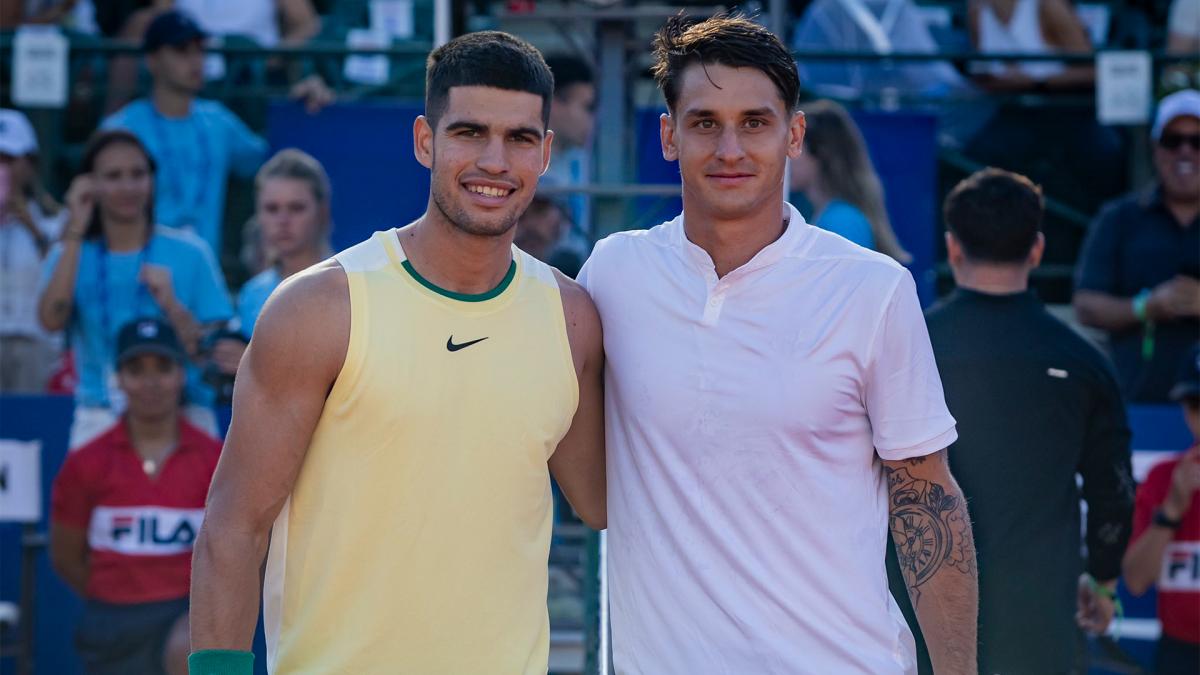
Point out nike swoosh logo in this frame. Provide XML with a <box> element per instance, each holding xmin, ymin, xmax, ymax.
<box><xmin>446</xmin><ymin>336</ymin><xmax>488</xmax><ymax>352</ymax></box>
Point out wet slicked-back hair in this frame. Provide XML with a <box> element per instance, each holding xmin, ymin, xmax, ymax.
<box><xmin>425</xmin><ymin>31</ymin><xmax>555</xmax><ymax>130</ymax></box>
<box><xmin>651</xmin><ymin>13</ymin><xmax>799</xmax><ymax>113</ymax></box>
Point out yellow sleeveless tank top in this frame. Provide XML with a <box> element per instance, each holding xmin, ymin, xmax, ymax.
<box><xmin>263</xmin><ymin>229</ymin><xmax>578</xmax><ymax>674</ymax></box>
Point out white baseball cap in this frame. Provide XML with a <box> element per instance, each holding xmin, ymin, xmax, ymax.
<box><xmin>0</xmin><ymin>109</ymin><xmax>38</xmax><ymax>157</ymax></box>
<box><xmin>1151</xmin><ymin>89</ymin><xmax>1200</xmax><ymax>140</ymax></box>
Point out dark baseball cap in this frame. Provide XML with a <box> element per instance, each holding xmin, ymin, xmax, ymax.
<box><xmin>143</xmin><ymin>10</ymin><xmax>208</xmax><ymax>53</ymax></box>
<box><xmin>115</xmin><ymin>318</ymin><xmax>186</xmax><ymax>367</ymax></box>
<box><xmin>1170</xmin><ymin>344</ymin><xmax>1200</xmax><ymax>402</ymax></box>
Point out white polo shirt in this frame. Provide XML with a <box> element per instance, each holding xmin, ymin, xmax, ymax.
<box><xmin>579</xmin><ymin>204</ymin><xmax>957</xmax><ymax>675</ymax></box>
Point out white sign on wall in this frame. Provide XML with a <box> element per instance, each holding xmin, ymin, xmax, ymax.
<box><xmin>0</xmin><ymin>439</ymin><xmax>42</xmax><ymax>523</ymax></box>
<box><xmin>11</xmin><ymin>26</ymin><xmax>69</xmax><ymax>108</ymax></box>
<box><xmin>1096</xmin><ymin>51</ymin><xmax>1152</xmax><ymax>126</ymax></box>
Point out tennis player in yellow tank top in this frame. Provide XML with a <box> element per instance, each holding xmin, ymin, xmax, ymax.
<box><xmin>188</xmin><ymin>32</ymin><xmax>606</xmax><ymax>675</ymax></box>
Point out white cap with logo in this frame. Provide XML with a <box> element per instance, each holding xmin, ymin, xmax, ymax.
<box><xmin>0</xmin><ymin>109</ymin><xmax>38</xmax><ymax>157</ymax></box>
<box><xmin>1152</xmin><ymin>89</ymin><xmax>1200</xmax><ymax>140</ymax></box>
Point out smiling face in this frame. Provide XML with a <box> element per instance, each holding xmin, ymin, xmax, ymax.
<box><xmin>1155</xmin><ymin>116</ymin><xmax>1200</xmax><ymax>204</ymax></box>
<box><xmin>414</xmin><ymin>85</ymin><xmax>553</xmax><ymax>238</ymax></box>
<box><xmin>661</xmin><ymin>63</ymin><xmax>804</xmax><ymax>224</ymax></box>
<box><xmin>93</xmin><ymin>141</ymin><xmax>153</xmax><ymax>224</ymax></box>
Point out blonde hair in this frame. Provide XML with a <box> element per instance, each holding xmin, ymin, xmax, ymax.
<box><xmin>254</xmin><ymin>148</ymin><xmax>334</xmax><ymax>260</ymax></box>
<box><xmin>801</xmin><ymin>100</ymin><xmax>912</xmax><ymax>264</ymax></box>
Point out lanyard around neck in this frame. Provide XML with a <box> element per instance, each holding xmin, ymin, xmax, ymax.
<box><xmin>96</xmin><ymin>234</ymin><xmax>152</xmax><ymax>345</ymax></box>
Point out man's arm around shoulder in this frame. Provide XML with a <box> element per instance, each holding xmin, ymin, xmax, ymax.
<box><xmin>189</xmin><ymin>262</ymin><xmax>349</xmax><ymax>672</ymax></box>
<box><xmin>548</xmin><ymin>271</ymin><xmax>606</xmax><ymax>530</ymax></box>
<box><xmin>883</xmin><ymin>449</ymin><xmax>978</xmax><ymax>674</ymax></box>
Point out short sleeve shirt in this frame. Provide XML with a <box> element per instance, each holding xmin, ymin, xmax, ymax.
<box><xmin>1075</xmin><ymin>187</ymin><xmax>1200</xmax><ymax>402</ymax></box>
<box><xmin>39</xmin><ymin>228</ymin><xmax>233</xmax><ymax>408</ymax></box>
<box><xmin>102</xmin><ymin>99</ymin><xmax>268</xmax><ymax>255</ymax></box>
<box><xmin>50</xmin><ymin>418</ymin><xmax>222</xmax><ymax>604</ymax></box>
<box><xmin>578</xmin><ymin>203</ymin><xmax>956</xmax><ymax>674</ymax></box>
<box><xmin>1130</xmin><ymin>452</ymin><xmax>1200</xmax><ymax>643</ymax></box>
<box><xmin>815</xmin><ymin>199</ymin><xmax>876</xmax><ymax>250</ymax></box>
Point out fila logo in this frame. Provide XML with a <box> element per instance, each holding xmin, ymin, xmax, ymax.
<box><xmin>1160</xmin><ymin>542</ymin><xmax>1200</xmax><ymax>591</ymax></box>
<box><xmin>89</xmin><ymin>506</ymin><xmax>204</xmax><ymax>556</ymax></box>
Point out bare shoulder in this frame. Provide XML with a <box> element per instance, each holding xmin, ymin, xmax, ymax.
<box><xmin>552</xmin><ymin>268</ymin><xmax>603</xmax><ymax>368</ymax></box>
<box><xmin>248</xmin><ymin>260</ymin><xmax>350</xmax><ymax>387</ymax></box>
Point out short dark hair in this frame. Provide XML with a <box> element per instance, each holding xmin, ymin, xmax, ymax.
<box><xmin>943</xmin><ymin>168</ymin><xmax>1043</xmax><ymax>263</ymax></box>
<box><xmin>651</xmin><ymin>13</ymin><xmax>799</xmax><ymax>113</ymax></box>
<box><xmin>424</xmin><ymin>31</ymin><xmax>554</xmax><ymax>130</ymax></box>
<box><xmin>545</xmin><ymin>54</ymin><xmax>594</xmax><ymax>98</ymax></box>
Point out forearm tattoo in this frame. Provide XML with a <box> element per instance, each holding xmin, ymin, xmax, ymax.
<box><xmin>885</xmin><ymin>457</ymin><xmax>976</xmax><ymax>605</ymax></box>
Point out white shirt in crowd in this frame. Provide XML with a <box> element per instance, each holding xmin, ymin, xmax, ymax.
<box><xmin>1</xmin><ymin>202</ymin><xmax>65</xmax><ymax>338</ymax></box>
<box><xmin>578</xmin><ymin>203</ymin><xmax>957</xmax><ymax>675</ymax></box>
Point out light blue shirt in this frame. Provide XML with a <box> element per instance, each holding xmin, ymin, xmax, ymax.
<box><xmin>102</xmin><ymin>98</ymin><xmax>268</xmax><ymax>256</ymax></box>
<box><xmin>235</xmin><ymin>267</ymin><xmax>282</xmax><ymax>338</ymax></box>
<box><xmin>39</xmin><ymin>228</ymin><xmax>233</xmax><ymax>408</ymax></box>
<box><xmin>815</xmin><ymin>199</ymin><xmax>876</xmax><ymax>251</ymax></box>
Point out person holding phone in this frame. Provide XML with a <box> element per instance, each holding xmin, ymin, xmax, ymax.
<box><xmin>37</xmin><ymin>129</ymin><xmax>233</xmax><ymax>449</ymax></box>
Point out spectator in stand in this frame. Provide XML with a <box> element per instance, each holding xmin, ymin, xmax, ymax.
<box><xmin>542</xmin><ymin>54</ymin><xmax>596</xmax><ymax>255</ymax></box>
<box><xmin>0</xmin><ymin>109</ymin><xmax>67</xmax><ymax>393</ymax></box>
<box><xmin>964</xmin><ymin>0</ymin><xmax>1125</xmax><ymax>213</ymax></box>
<box><xmin>233</xmin><ymin>148</ymin><xmax>332</xmax><ymax>339</ymax></box>
<box><xmin>1074</xmin><ymin>89</ymin><xmax>1200</xmax><ymax>403</ymax></box>
<box><xmin>1123</xmin><ymin>344</ymin><xmax>1200</xmax><ymax>675</ymax></box>
<box><xmin>102</xmin><ymin>10</ymin><xmax>331</xmax><ymax>261</ymax></box>
<box><xmin>927</xmin><ymin>168</ymin><xmax>1133</xmax><ymax>673</ymax></box>
<box><xmin>968</xmin><ymin>0</ymin><xmax>1095</xmax><ymax>91</ymax></box>
<box><xmin>791</xmin><ymin>0</ymin><xmax>971</xmax><ymax>100</ymax></box>
<box><xmin>515</xmin><ymin>195</ymin><xmax>583</xmax><ymax>278</ymax></box>
<box><xmin>105</xmin><ymin>1</ymin><xmax>329</xmax><ymax>113</ymax></box>
<box><xmin>37</xmin><ymin>130</ymin><xmax>233</xmax><ymax>449</ymax></box>
<box><xmin>1169</xmin><ymin>0</ymin><xmax>1200</xmax><ymax>56</ymax></box>
<box><xmin>788</xmin><ymin>99</ymin><xmax>912</xmax><ymax>263</ymax></box>
<box><xmin>1164</xmin><ymin>0</ymin><xmax>1200</xmax><ymax>91</ymax></box>
<box><xmin>49</xmin><ymin>317</ymin><xmax>221</xmax><ymax>675</ymax></box>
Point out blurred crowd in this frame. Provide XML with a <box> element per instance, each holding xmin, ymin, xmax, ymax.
<box><xmin>0</xmin><ymin>1</ymin><xmax>1198</xmax><ymax>672</ymax></box>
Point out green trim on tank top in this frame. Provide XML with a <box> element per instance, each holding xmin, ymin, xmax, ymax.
<box><xmin>400</xmin><ymin>258</ymin><xmax>517</xmax><ymax>302</ymax></box>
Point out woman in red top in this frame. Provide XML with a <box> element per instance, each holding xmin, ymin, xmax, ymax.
<box><xmin>50</xmin><ymin>317</ymin><xmax>221</xmax><ymax>675</ymax></box>
<box><xmin>1124</xmin><ymin>345</ymin><xmax>1200</xmax><ymax>675</ymax></box>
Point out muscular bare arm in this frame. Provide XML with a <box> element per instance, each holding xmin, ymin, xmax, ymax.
<box><xmin>883</xmin><ymin>450</ymin><xmax>978</xmax><ymax>674</ymax></box>
<box><xmin>190</xmin><ymin>261</ymin><xmax>348</xmax><ymax>651</ymax></box>
<box><xmin>547</xmin><ymin>272</ymin><xmax>606</xmax><ymax>530</ymax></box>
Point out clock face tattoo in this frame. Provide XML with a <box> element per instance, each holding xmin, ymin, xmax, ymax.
<box><xmin>884</xmin><ymin>462</ymin><xmax>975</xmax><ymax>604</ymax></box>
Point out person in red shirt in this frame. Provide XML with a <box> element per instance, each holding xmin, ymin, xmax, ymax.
<box><xmin>1124</xmin><ymin>343</ymin><xmax>1200</xmax><ymax>675</ymax></box>
<box><xmin>49</xmin><ymin>317</ymin><xmax>221</xmax><ymax>675</ymax></box>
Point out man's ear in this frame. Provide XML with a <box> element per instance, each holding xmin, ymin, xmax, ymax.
<box><xmin>541</xmin><ymin>129</ymin><xmax>555</xmax><ymax>176</ymax></box>
<box><xmin>945</xmin><ymin>231</ymin><xmax>966</xmax><ymax>268</ymax></box>
<box><xmin>1027</xmin><ymin>232</ymin><xmax>1046</xmax><ymax>270</ymax></box>
<box><xmin>660</xmin><ymin>112</ymin><xmax>678</xmax><ymax>162</ymax></box>
<box><xmin>413</xmin><ymin>115</ymin><xmax>434</xmax><ymax>170</ymax></box>
<box><xmin>787</xmin><ymin>110</ymin><xmax>806</xmax><ymax>160</ymax></box>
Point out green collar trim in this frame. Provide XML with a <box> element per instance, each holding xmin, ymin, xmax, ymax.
<box><xmin>400</xmin><ymin>258</ymin><xmax>517</xmax><ymax>302</ymax></box>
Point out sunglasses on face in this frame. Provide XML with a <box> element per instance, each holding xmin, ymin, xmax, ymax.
<box><xmin>1159</xmin><ymin>133</ymin><xmax>1200</xmax><ymax>151</ymax></box>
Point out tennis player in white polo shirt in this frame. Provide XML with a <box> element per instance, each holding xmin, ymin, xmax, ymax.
<box><xmin>578</xmin><ymin>14</ymin><xmax>979</xmax><ymax>674</ymax></box>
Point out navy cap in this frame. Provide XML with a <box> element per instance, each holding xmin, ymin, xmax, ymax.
<box><xmin>115</xmin><ymin>318</ymin><xmax>186</xmax><ymax>367</ymax></box>
<box><xmin>1170</xmin><ymin>344</ymin><xmax>1200</xmax><ymax>402</ymax></box>
<box><xmin>143</xmin><ymin>10</ymin><xmax>208</xmax><ymax>53</ymax></box>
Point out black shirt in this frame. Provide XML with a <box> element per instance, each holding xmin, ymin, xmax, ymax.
<box><xmin>1075</xmin><ymin>186</ymin><xmax>1200</xmax><ymax>402</ymax></box>
<box><xmin>926</xmin><ymin>288</ymin><xmax>1134</xmax><ymax>674</ymax></box>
